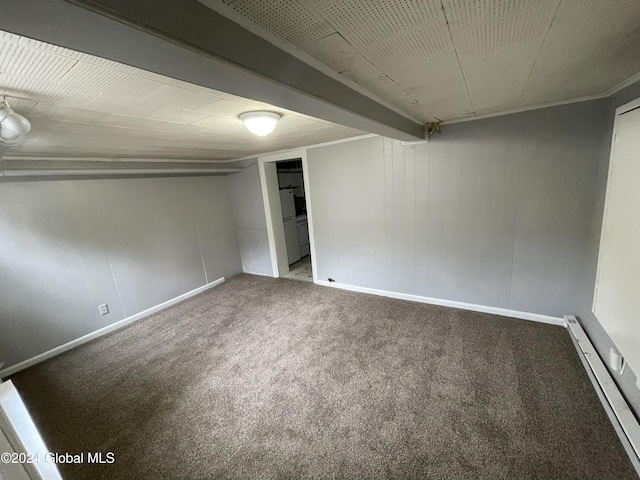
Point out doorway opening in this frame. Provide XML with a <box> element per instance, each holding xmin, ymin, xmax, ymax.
<box><xmin>258</xmin><ymin>149</ymin><xmax>317</xmax><ymax>284</ymax></box>
<box><xmin>276</xmin><ymin>159</ymin><xmax>312</xmax><ymax>282</ymax></box>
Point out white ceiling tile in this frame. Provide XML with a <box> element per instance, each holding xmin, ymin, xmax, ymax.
<box><xmin>0</xmin><ymin>74</ymin><xmax>100</xmax><ymax>107</ymax></box>
<box><xmin>0</xmin><ymin>40</ymin><xmax>78</xmax><ymax>82</ymax></box>
<box><xmin>318</xmin><ymin>0</ymin><xmax>444</xmax><ymax>49</ymax></box>
<box><xmin>518</xmin><ymin>0</ymin><xmax>640</xmax><ymax>107</ymax></box>
<box><xmin>60</xmin><ymin>62</ymin><xmax>165</xmax><ymax>98</ymax></box>
<box><xmin>459</xmin><ymin>43</ymin><xmax>542</xmax><ymax>113</ymax></box>
<box><xmin>388</xmin><ymin>50</ymin><xmax>463</xmax><ymax>90</ymax></box>
<box><xmin>228</xmin><ymin>0</ymin><xmax>335</xmax><ymax>46</ymax></box>
<box><xmin>83</xmin><ymin>93</ymin><xmax>164</xmax><ymax>118</ymax></box>
<box><xmin>442</xmin><ymin>0</ymin><xmax>547</xmax><ymax>26</ymax></box>
<box><xmin>2</xmin><ymin>96</ymin><xmax>38</xmax><ymax>115</ymax></box>
<box><xmin>97</xmin><ymin>115</ymin><xmax>204</xmax><ymax>133</ymax></box>
<box><xmin>192</xmin><ymin>114</ymin><xmax>246</xmax><ymax>131</ymax></box>
<box><xmin>197</xmin><ymin>99</ymin><xmax>252</xmax><ymax>117</ymax></box>
<box><xmin>210</xmin><ymin>90</ymin><xmax>255</xmax><ymax>104</ymax></box>
<box><xmin>358</xmin><ymin>76</ymin><xmax>409</xmax><ymax>100</ymax></box>
<box><xmin>408</xmin><ymin>78</ymin><xmax>474</xmax><ymax>120</ymax></box>
<box><xmin>339</xmin><ymin>63</ymin><xmax>384</xmax><ymax>84</ymax></box>
<box><xmin>0</xmin><ymin>31</ymin><xmax>20</xmax><ymax>43</ymax></box>
<box><xmin>304</xmin><ymin>33</ymin><xmax>369</xmax><ymax>73</ymax></box>
<box><xmin>145</xmin><ymin>107</ymin><xmax>213</xmax><ymax>125</ymax></box>
<box><xmin>214</xmin><ymin>0</ymin><xmax>640</xmax><ymax>123</ymax></box>
<box><xmin>141</xmin><ymin>85</ymin><xmax>223</xmax><ymax>110</ymax></box>
<box><xmin>359</xmin><ymin>23</ymin><xmax>453</xmax><ymax>74</ymax></box>
<box><xmin>390</xmin><ymin>96</ymin><xmax>437</xmax><ymax>123</ymax></box>
<box><xmin>447</xmin><ymin>3</ymin><xmax>557</xmax><ymax>57</ymax></box>
<box><xmin>20</xmin><ymin>36</ymin><xmax>119</xmax><ymax>65</ymax></box>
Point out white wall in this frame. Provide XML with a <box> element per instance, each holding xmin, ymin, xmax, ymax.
<box><xmin>227</xmin><ymin>161</ymin><xmax>273</xmax><ymax>276</ymax></box>
<box><xmin>306</xmin><ymin>100</ymin><xmax>608</xmax><ymax>318</ymax></box>
<box><xmin>0</xmin><ymin>175</ymin><xmax>242</xmax><ymax>368</ymax></box>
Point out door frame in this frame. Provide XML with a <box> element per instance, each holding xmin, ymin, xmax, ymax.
<box><xmin>258</xmin><ymin>149</ymin><xmax>318</xmax><ymax>283</ymax></box>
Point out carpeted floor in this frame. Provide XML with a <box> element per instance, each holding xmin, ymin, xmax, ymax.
<box><xmin>10</xmin><ymin>274</ymin><xmax>637</xmax><ymax>479</ymax></box>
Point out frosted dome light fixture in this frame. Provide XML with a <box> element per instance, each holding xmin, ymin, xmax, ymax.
<box><xmin>0</xmin><ymin>97</ymin><xmax>31</xmax><ymax>146</ymax></box>
<box><xmin>239</xmin><ymin>111</ymin><xmax>281</xmax><ymax>137</ymax></box>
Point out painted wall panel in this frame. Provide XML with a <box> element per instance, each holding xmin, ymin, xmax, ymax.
<box><xmin>307</xmin><ymin>100</ymin><xmax>607</xmax><ymax>320</ymax></box>
<box><xmin>227</xmin><ymin>161</ymin><xmax>273</xmax><ymax>277</ymax></box>
<box><xmin>0</xmin><ymin>175</ymin><xmax>242</xmax><ymax>368</ymax></box>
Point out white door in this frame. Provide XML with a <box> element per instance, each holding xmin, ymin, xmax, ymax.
<box><xmin>0</xmin><ymin>380</ymin><xmax>62</xmax><ymax>480</ymax></box>
<box><xmin>593</xmin><ymin>100</ymin><xmax>640</xmax><ymax>379</ymax></box>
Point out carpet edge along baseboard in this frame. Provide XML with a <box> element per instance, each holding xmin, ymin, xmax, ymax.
<box><xmin>0</xmin><ymin>277</ymin><xmax>226</xmax><ymax>378</ymax></box>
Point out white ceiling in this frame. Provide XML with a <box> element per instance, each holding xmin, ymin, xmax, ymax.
<box><xmin>0</xmin><ymin>29</ymin><xmax>364</xmax><ymax>160</ymax></box>
<box><xmin>208</xmin><ymin>0</ymin><xmax>640</xmax><ymax>122</ymax></box>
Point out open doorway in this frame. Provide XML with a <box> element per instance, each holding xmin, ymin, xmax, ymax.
<box><xmin>258</xmin><ymin>149</ymin><xmax>317</xmax><ymax>283</ymax></box>
<box><xmin>276</xmin><ymin>159</ymin><xmax>312</xmax><ymax>282</ymax></box>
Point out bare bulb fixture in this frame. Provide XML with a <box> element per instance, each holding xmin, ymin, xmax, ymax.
<box><xmin>0</xmin><ymin>97</ymin><xmax>31</xmax><ymax>146</ymax></box>
<box><xmin>239</xmin><ymin>111</ymin><xmax>281</xmax><ymax>138</ymax></box>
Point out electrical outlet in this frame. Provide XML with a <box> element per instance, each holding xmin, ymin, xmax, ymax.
<box><xmin>98</xmin><ymin>304</ymin><xmax>109</xmax><ymax>316</ymax></box>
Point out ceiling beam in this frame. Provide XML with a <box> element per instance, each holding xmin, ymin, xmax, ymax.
<box><xmin>0</xmin><ymin>0</ymin><xmax>425</xmax><ymax>141</ymax></box>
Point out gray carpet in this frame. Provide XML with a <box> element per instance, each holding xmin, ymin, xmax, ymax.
<box><xmin>10</xmin><ymin>274</ymin><xmax>637</xmax><ymax>479</ymax></box>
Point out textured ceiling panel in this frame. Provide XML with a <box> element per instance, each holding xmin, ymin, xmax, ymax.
<box><xmin>83</xmin><ymin>94</ymin><xmax>163</xmax><ymax>118</ymax></box>
<box><xmin>60</xmin><ymin>62</ymin><xmax>165</xmax><ymax>98</ymax></box>
<box><xmin>407</xmin><ymin>65</ymin><xmax>474</xmax><ymax>119</ymax></box>
<box><xmin>145</xmin><ymin>107</ymin><xmax>213</xmax><ymax>125</ymax></box>
<box><xmin>398</xmin><ymin>50</ymin><xmax>471</xmax><ymax>119</ymax></box>
<box><xmin>339</xmin><ymin>62</ymin><xmax>384</xmax><ymax>84</ymax></box>
<box><xmin>386</xmin><ymin>50</ymin><xmax>462</xmax><ymax>91</ymax></box>
<box><xmin>390</xmin><ymin>95</ymin><xmax>438</xmax><ymax>123</ymax></box>
<box><xmin>304</xmin><ymin>33</ymin><xmax>369</xmax><ymax>73</ymax></box>
<box><xmin>229</xmin><ymin>0</ymin><xmax>334</xmax><ymax>46</ymax></box>
<box><xmin>461</xmin><ymin>43</ymin><xmax>542</xmax><ymax>113</ymax></box>
<box><xmin>208</xmin><ymin>0</ymin><xmax>640</xmax><ymax>123</ymax></box>
<box><xmin>360</xmin><ymin>24</ymin><xmax>453</xmax><ymax>76</ymax></box>
<box><xmin>443</xmin><ymin>0</ymin><xmax>545</xmax><ymax>25</ymax></box>
<box><xmin>449</xmin><ymin>1</ymin><xmax>558</xmax><ymax>113</ymax></box>
<box><xmin>447</xmin><ymin>2</ymin><xmax>557</xmax><ymax>56</ymax></box>
<box><xmin>518</xmin><ymin>0</ymin><xmax>640</xmax><ymax>106</ymax></box>
<box><xmin>141</xmin><ymin>85</ymin><xmax>222</xmax><ymax>110</ymax></box>
<box><xmin>0</xmin><ymin>28</ymin><xmax>364</xmax><ymax>160</ymax></box>
<box><xmin>197</xmin><ymin>99</ymin><xmax>259</xmax><ymax>117</ymax></box>
<box><xmin>0</xmin><ymin>31</ymin><xmax>20</xmax><ymax>43</ymax></box>
<box><xmin>0</xmin><ymin>74</ymin><xmax>100</xmax><ymax>107</ymax></box>
<box><xmin>359</xmin><ymin>74</ymin><xmax>410</xmax><ymax>100</ymax></box>
<box><xmin>318</xmin><ymin>0</ymin><xmax>443</xmax><ymax>48</ymax></box>
<box><xmin>0</xmin><ymin>40</ymin><xmax>78</xmax><ymax>83</ymax></box>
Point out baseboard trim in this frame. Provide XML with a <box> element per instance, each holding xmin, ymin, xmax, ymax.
<box><xmin>0</xmin><ymin>277</ymin><xmax>225</xmax><ymax>379</ymax></box>
<box><xmin>241</xmin><ymin>268</ymin><xmax>273</xmax><ymax>277</ymax></box>
<box><xmin>565</xmin><ymin>315</ymin><xmax>640</xmax><ymax>476</ymax></box>
<box><xmin>316</xmin><ymin>280</ymin><xmax>565</xmax><ymax>327</ymax></box>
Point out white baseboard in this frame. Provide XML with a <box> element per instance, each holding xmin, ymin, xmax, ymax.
<box><xmin>316</xmin><ymin>280</ymin><xmax>565</xmax><ymax>327</ymax></box>
<box><xmin>241</xmin><ymin>268</ymin><xmax>273</xmax><ymax>277</ymax></box>
<box><xmin>565</xmin><ymin>315</ymin><xmax>640</xmax><ymax>476</ymax></box>
<box><xmin>0</xmin><ymin>277</ymin><xmax>225</xmax><ymax>379</ymax></box>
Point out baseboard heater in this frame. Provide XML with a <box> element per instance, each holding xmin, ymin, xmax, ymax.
<box><xmin>565</xmin><ymin>315</ymin><xmax>640</xmax><ymax>475</ymax></box>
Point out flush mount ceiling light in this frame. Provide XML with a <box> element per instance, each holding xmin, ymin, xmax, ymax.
<box><xmin>0</xmin><ymin>97</ymin><xmax>31</xmax><ymax>146</ymax></box>
<box><xmin>239</xmin><ymin>111</ymin><xmax>281</xmax><ymax>138</ymax></box>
